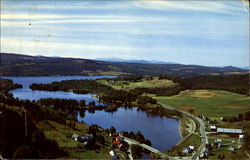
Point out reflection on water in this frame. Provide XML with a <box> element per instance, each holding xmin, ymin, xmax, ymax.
<box><xmin>78</xmin><ymin>107</ymin><xmax>181</xmax><ymax>151</ymax></box>
<box><xmin>4</xmin><ymin>76</ymin><xmax>181</xmax><ymax>151</ymax></box>
<box><xmin>4</xmin><ymin>76</ymin><xmax>113</xmax><ymax>103</ymax></box>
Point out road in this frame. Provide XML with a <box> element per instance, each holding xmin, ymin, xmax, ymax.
<box><xmin>120</xmin><ymin>135</ymin><xmax>177</xmax><ymax>160</ymax></box>
<box><xmin>127</xmin><ymin>146</ymin><xmax>133</xmax><ymax>160</ymax></box>
<box><xmin>174</xmin><ymin>116</ymin><xmax>196</xmax><ymax>147</ymax></box>
<box><xmin>157</xmin><ymin>102</ymin><xmax>208</xmax><ymax>160</ymax></box>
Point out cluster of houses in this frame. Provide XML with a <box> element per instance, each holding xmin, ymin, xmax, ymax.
<box><xmin>108</xmin><ymin>132</ymin><xmax>127</xmax><ymax>159</ymax></box>
<box><xmin>110</xmin><ymin>132</ymin><xmax>125</xmax><ymax>148</ymax></box>
<box><xmin>71</xmin><ymin>131</ymin><xmax>126</xmax><ymax>159</ymax></box>
<box><xmin>71</xmin><ymin>133</ymin><xmax>94</xmax><ymax>145</ymax></box>
<box><xmin>209</xmin><ymin>125</ymin><xmax>244</xmax><ymax>142</ymax></box>
<box><xmin>183</xmin><ymin>145</ymin><xmax>196</xmax><ymax>154</ymax></box>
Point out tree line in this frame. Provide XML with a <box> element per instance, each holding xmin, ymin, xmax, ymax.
<box><xmin>179</xmin><ymin>74</ymin><xmax>249</xmax><ymax>96</ymax></box>
<box><xmin>0</xmin><ymin>100</ymin><xmax>64</xmax><ymax>158</ymax></box>
<box><xmin>0</xmin><ymin>78</ymin><xmax>74</xmax><ymax>160</ymax></box>
<box><xmin>30</xmin><ymin>79</ymin><xmax>181</xmax><ymax>118</ymax></box>
<box><xmin>222</xmin><ymin>111</ymin><xmax>250</xmax><ymax>122</ymax></box>
<box><xmin>0</xmin><ymin>80</ymin><xmax>64</xmax><ymax>159</ymax></box>
<box><xmin>151</xmin><ymin>74</ymin><xmax>249</xmax><ymax>96</ymax></box>
<box><xmin>37</xmin><ymin>98</ymin><xmax>117</xmax><ymax>114</ymax></box>
<box><xmin>0</xmin><ymin>78</ymin><xmax>23</xmax><ymax>93</ymax></box>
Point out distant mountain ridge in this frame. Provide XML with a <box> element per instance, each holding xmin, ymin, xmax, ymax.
<box><xmin>0</xmin><ymin>53</ymin><xmax>248</xmax><ymax>77</ymax></box>
<box><xmin>94</xmin><ymin>58</ymin><xmax>176</xmax><ymax>64</ymax></box>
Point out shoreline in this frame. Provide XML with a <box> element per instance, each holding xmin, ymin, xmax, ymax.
<box><xmin>178</xmin><ymin>118</ymin><xmax>184</xmax><ymax>139</ymax></box>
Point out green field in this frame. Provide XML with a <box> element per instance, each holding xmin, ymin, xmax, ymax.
<box><xmin>207</xmin><ymin>134</ymin><xmax>247</xmax><ymax>160</ymax></box>
<box><xmin>37</xmin><ymin>120</ymin><xmax>112</xmax><ymax>159</ymax></box>
<box><xmin>167</xmin><ymin>134</ymin><xmax>201</xmax><ymax>156</ymax></box>
<box><xmin>98</xmin><ymin>77</ymin><xmax>176</xmax><ymax>91</ymax></box>
<box><xmin>151</xmin><ymin>90</ymin><xmax>250</xmax><ymax>118</ymax></box>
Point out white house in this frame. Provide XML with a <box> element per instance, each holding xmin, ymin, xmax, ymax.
<box><xmin>239</xmin><ymin>134</ymin><xmax>244</xmax><ymax>142</ymax></box>
<box><xmin>109</xmin><ymin>150</ymin><xmax>115</xmax><ymax>157</ymax></box>
<box><xmin>215</xmin><ymin>139</ymin><xmax>222</xmax><ymax>148</ymax></box>
<box><xmin>71</xmin><ymin>134</ymin><xmax>79</xmax><ymax>141</ymax></box>
<box><xmin>210</xmin><ymin>125</ymin><xmax>217</xmax><ymax>131</ymax></box>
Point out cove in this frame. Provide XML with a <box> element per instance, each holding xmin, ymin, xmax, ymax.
<box><xmin>4</xmin><ymin>76</ymin><xmax>181</xmax><ymax>151</ymax></box>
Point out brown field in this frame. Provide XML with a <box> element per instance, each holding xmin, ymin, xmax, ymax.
<box><xmin>191</xmin><ymin>90</ymin><xmax>215</xmax><ymax>98</ymax></box>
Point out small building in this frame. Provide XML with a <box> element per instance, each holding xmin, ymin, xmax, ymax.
<box><xmin>204</xmin><ymin>148</ymin><xmax>209</xmax><ymax>158</ymax></box>
<box><xmin>183</xmin><ymin>145</ymin><xmax>195</xmax><ymax>154</ymax></box>
<box><xmin>239</xmin><ymin>134</ymin><xmax>244</xmax><ymax>142</ymax></box>
<box><xmin>109</xmin><ymin>150</ymin><xmax>115</xmax><ymax>156</ymax></box>
<box><xmin>217</xmin><ymin>128</ymin><xmax>243</xmax><ymax>134</ymax></box>
<box><xmin>112</xmin><ymin>137</ymin><xmax>122</xmax><ymax>147</ymax></box>
<box><xmin>189</xmin><ymin>145</ymin><xmax>195</xmax><ymax>151</ymax></box>
<box><xmin>183</xmin><ymin>147</ymin><xmax>190</xmax><ymax>154</ymax></box>
<box><xmin>72</xmin><ymin>134</ymin><xmax>79</xmax><ymax>141</ymax></box>
<box><xmin>228</xmin><ymin>146</ymin><xmax>235</xmax><ymax>151</ymax></box>
<box><xmin>210</xmin><ymin>125</ymin><xmax>217</xmax><ymax>131</ymax></box>
<box><xmin>77</xmin><ymin>134</ymin><xmax>94</xmax><ymax>144</ymax></box>
<box><xmin>109</xmin><ymin>150</ymin><xmax>118</xmax><ymax>159</ymax></box>
<box><xmin>214</xmin><ymin>139</ymin><xmax>222</xmax><ymax>148</ymax></box>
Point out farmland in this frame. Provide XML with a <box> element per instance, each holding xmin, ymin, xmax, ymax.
<box><xmin>97</xmin><ymin>77</ymin><xmax>177</xmax><ymax>91</ymax></box>
<box><xmin>151</xmin><ymin>90</ymin><xmax>250</xmax><ymax>118</ymax></box>
<box><xmin>36</xmin><ymin>120</ymin><xmax>111</xmax><ymax>159</ymax></box>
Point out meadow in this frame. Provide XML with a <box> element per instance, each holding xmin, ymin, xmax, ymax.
<box><xmin>151</xmin><ymin>90</ymin><xmax>250</xmax><ymax>118</ymax></box>
<box><xmin>98</xmin><ymin>77</ymin><xmax>176</xmax><ymax>91</ymax></box>
<box><xmin>37</xmin><ymin>120</ymin><xmax>112</xmax><ymax>159</ymax></box>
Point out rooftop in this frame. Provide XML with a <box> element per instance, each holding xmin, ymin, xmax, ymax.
<box><xmin>217</xmin><ymin>128</ymin><xmax>243</xmax><ymax>134</ymax></box>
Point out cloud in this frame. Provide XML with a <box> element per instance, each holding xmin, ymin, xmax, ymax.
<box><xmin>1</xmin><ymin>37</ymin><xmax>134</xmax><ymax>57</ymax></box>
<box><xmin>1</xmin><ymin>12</ymin><xmax>164</xmax><ymax>25</ymax></box>
<box><xmin>134</xmin><ymin>0</ymin><xmax>245</xmax><ymax>15</ymax></box>
<box><xmin>1</xmin><ymin>0</ymin><xmax>248</xmax><ymax>67</ymax></box>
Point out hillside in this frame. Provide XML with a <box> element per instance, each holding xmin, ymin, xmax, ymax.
<box><xmin>0</xmin><ymin>53</ymin><xmax>247</xmax><ymax>77</ymax></box>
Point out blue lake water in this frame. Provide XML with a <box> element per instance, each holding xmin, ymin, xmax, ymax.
<box><xmin>3</xmin><ymin>76</ymin><xmax>181</xmax><ymax>151</ymax></box>
<box><xmin>79</xmin><ymin>107</ymin><xmax>181</xmax><ymax>151</ymax></box>
<box><xmin>3</xmin><ymin>76</ymin><xmax>113</xmax><ymax>103</ymax></box>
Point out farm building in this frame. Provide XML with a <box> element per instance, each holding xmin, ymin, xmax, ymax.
<box><xmin>239</xmin><ymin>134</ymin><xmax>244</xmax><ymax>142</ymax></box>
<box><xmin>210</xmin><ymin>125</ymin><xmax>217</xmax><ymax>131</ymax></box>
<box><xmin>77</xmin><ymin>134</ymin><xmax>94</xmax><ymax>143</ymax></box>
<box><xmin>72</xmin><ymin>133</ymin><xmax>94</xmax><ymax>145</ymax></box>
<box><xmin>227</xmin><ymin>146</ymin><xmax>239</xmax><ymax>151</ymax></box>
<box><xmin>72</xmin><ymin>134</ymin><xmax>79</xmax><ymax>141</ymax></box>
<box><xmin>217</xmin><ymin>128</ymin><xmax>243</xmax><ymax>134</ymax></box>
<box><xmin>109</xmin><ymin>150</ymin><xmax>118</xmax><ymax>159</ymax></box>
<box><xmin>183</xmin><ymin>145</ymin><xmax>195</xmax><ymax>154</ymax></box>
<box><xmin>214</xmin><ymin>139</ymin><xmax>222</xmax><ymax>148</ymax></box>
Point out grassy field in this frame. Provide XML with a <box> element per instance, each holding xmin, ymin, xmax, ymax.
<box><xmin>206</xmin><ymin>134</ymin><xmax>247</xmax><ymax>160</ymax></box>
<box><xmin>151</xmin><ymin>90</ymin><xmax>250</xmax><ymax>118</ymax></box>
<box><xmin>167</xmin><ymin>134</ymin><xmax>201</xmax><ymax>156</ymax></box>
<box><xmin>98</xmin><ymin>77</ymin><xmax>176</xmax><ymax>91</ymax></box>
<box><xmin>179</xmin><ymin>116</ymin><xmax>193</xmax><ymax>138</ymax></box>
<box><xmin>36</xmin><ymin>120</ymin><xmax>112</xmax><ymax>159</ymax></box>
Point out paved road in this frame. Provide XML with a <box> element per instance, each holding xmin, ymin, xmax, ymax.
<box><xmin>174</xmin><ymin>116</ymin><xmax>196</xmax><ymax>147</ymax></box>
<box><xmin>127</xmin><ymin>146</ymin><xmax>133</xmax><ymax>160</ymax></box>
<box><xmin>157</xmin><ymin>102</ymin><xmax>208</xmax><ymax>160</ymax></box>
<box><xmin>120</xmin><ymin>135</ymin><xmax>176</xmax><ymax>160</ymax></box>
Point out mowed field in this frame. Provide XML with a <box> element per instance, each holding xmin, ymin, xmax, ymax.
<box><xmin>98</xmin><ymin>77</ymin><xmax>177</xmax><ymax>91</ymax></box>
<box><xmin>151</xmin><ymin>90</ymin><xmax>250</xmax><ymax>118</ymax></box>
<box><xmin>36</xmin><ymin>120</ymin><xmax>112</xmax><ymax>159</ymax></box>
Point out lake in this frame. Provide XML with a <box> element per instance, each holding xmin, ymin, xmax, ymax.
<box><xmin>79</xmin><ymin>107</ymin><xmax>180</xmax><ymax>151</ymax></box>
<box><xmin>4</xmin><ymin>76</ymin><xmax>181</xmax><ymax>151</ymax></box>
<box><xmin>3</xmin><ymin>76</ymin><xmax>113</xmax><ymax>104</ymax></box>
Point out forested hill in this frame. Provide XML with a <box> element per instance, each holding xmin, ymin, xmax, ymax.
<box><xmin>0</xmin><ymin>53</ymin><xmax>248</xmax><ymax>77</ymax></box>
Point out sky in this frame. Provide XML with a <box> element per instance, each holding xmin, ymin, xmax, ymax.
<box><xmin>1</xmin><ymin>0</ymin><xmax>249</xmax><ymax>67</ymax></box>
